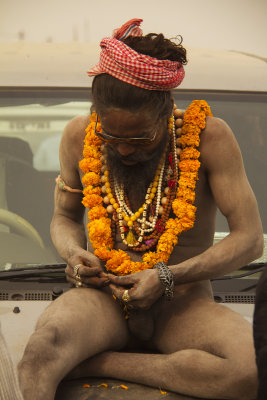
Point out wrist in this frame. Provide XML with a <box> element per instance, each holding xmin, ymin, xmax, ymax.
<box><xmin>153</xmin><ymin>262</ymin><xmax>174</xmax><ymax>300</ymax></box>
<box><xmin>66</xmin><ymin>244</ymin><xmax>86</xmax><ymax>265</ymax></box>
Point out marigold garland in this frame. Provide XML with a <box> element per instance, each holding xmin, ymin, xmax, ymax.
<box><xmin>79</xmin><ymin>100</ymin><xmax>212</xmax><ymax>275</ymax></box>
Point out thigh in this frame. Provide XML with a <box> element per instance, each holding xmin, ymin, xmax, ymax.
<box><xmin>152</xmin><ymin>282</ymin><xmax>255</xmax><ymax>361</ymax></box>
<box><xmin>36</xmin><ymin>287</ymin><xmax>129</xmax><ymax>356</ymax></box>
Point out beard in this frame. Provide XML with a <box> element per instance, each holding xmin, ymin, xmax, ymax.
<box><xmin>106</xmin><ymin>134</ymin><xmax>168</xmax><ymax>209</ymax></box>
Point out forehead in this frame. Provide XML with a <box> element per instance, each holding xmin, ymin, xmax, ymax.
<box><xmin>99</xmin><ymin>108</ymin><xmax>155</xmax><ymax>137</ymax></box>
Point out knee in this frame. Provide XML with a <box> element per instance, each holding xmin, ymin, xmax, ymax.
<box><xmin>228</xmin><ymin>363</ymin><xmax>258</xmax><ymax>400</ymax></box>
<box><xmin>19</xmin><ymin>324</ymin><xmax>62</xmax><ymax>369</ymax></box>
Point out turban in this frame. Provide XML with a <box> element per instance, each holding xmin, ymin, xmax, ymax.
<box><xmin>87</xmin><ymin>18</ymin><xmax>185</xmax><ymax>91</ymax></box>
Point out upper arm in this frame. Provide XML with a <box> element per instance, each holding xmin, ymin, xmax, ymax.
<box><xmin>53</xmin><ymin>116</ymin><xmax>89</xmax><ymax>223</ymax></box>
<box><xmin>201</xmin><ymin>117</ymin><xmax>262</xmax><ymax>235</ymax></box>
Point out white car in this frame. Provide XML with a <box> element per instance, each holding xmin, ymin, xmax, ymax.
<box><xmin>0</xmin><ymin>42</ymin><xmax>266</xmax><ymax>400</ymax></box>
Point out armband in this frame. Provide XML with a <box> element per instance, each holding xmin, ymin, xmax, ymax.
<box><xmin>55</xmin><ymin>175</ymin><xmax>83</xmax><ymax>194</ymax></box>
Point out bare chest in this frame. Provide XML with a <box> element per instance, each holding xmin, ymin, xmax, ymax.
<box><xmin>104</xmin><ymin>166</ymin><xmax>217</xmax><ymax>265</ymax></box>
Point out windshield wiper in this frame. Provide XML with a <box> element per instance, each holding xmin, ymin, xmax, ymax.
<box><xmin>0</xmin><ymin>263</ymin><xmax>66</xmax><ymax>280</ymax></box>
<box><xmin>1</xmin><ymin>262</ymin><xmax>266</xmax><ymax>281</ymax></box>
<box><xmin>212</xmin><ymin>262</ymin><xmax>267</xmax><ymax>281</ymax></box>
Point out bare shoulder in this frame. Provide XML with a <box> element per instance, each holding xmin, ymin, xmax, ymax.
<box><xmin>202</xmin><ymin>115</ymin><xmax>236</xmax><ymax>144</ymax></box>
<box><xmin>61</xmin><ymin>115</ymin><xmax>90</xmax><ymax>162</ymax></box>
<box><xmin>199</xmin><ymin>115</ymin><xmax>242</xmax><ymax>172</ymax></box>
<box><xmin>59</xmin><ymin>115</ymin><xmax>90</xmax><ymax>188</ymax></box>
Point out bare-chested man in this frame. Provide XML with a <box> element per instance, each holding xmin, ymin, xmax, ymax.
<box><xmin>18</xmin><ymin>19</ymin><xmax>263</xmax><ymax>400</ymax></box>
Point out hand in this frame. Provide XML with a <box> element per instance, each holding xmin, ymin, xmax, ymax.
<box><xmin>108</xmin><ymin>269</ymin><xmax>164</xmax><ymax>310</ymax></box>
<box><xmin>65</xmin><ymin>248</ymin><xmax>110</xmax><ymax>288</ymax></box>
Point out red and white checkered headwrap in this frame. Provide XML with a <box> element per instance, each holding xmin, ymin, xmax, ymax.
<box><xmin>87</xmin><ymin>18</ymin><xmax>185</xmax><ymax>91</ymax></box>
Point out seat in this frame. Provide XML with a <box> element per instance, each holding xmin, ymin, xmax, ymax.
<box><xmin>0</xmin><ymin>136</ymin><xmax>56</xmax><ymax>248</ymax></box>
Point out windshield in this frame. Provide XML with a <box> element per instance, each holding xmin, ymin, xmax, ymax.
<box><xmin>0</xmin><ymin>89</ymin><xmax>266</xmax><ymax>269</ymax></box>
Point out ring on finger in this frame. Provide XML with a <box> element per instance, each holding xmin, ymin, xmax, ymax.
<box><xmin>122</xmin><ymin>289</ymin><xmax>131</xmax><ymax>303</ymax></box>
<box><xmin>73</xmin><ymin>264</ymin><xmax>82</xmax><ymax>277</ymax></box>
<box><xmin>72</xmin><ymin>273</ymin><xmax>82</xmax><ymax>281</ymax></box>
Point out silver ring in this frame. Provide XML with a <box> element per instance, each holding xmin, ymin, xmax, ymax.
<box><xmin>73</xmin><ymin>264</ymin><xmax>82</xmax><ymax>277</ymax></box>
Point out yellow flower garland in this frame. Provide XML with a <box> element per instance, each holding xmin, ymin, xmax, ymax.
<box><xmin>79</xmin><ymin>100</ymin><xmax>213</xmax><ymax>275</ymax></box>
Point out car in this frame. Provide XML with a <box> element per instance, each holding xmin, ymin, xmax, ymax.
<box><xmin>0</xmin><ymin>42</ymin><xmax>267</xmax><ymax>400</ymax></box>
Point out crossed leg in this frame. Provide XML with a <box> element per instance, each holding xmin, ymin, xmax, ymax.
<box><xmin>18</xmin><ymin>288</ymin><xmax>129</xmax><ymax>400</ymax></box>
<box><xmin>70</xmin><ymin>283</ymin><xmax>258</xmax><ymax>400</ymax></box>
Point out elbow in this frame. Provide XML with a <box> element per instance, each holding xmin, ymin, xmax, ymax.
<box><xmin>257</xmin><ymin>235</ymin><xmax>264</xmax><ymax>259</ymax></box>
<box><xmin>50</xmin><ymin>214</ymin><xmax>57</xmax><ymax>233</ymax></box>
<box><xmin>251</xmin><ymin>230</ymin><xmax>264</xmax><ymax>261</ymax></box>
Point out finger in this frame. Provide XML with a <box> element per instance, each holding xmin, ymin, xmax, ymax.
<box><xmin>79</xmin><ymin>265</ymin><xmax>103</xmax><ymax>277</ymax></box>
<box><xmin>110</xmin><ymin>284</ymin><xmax>124</xmax><ymax>299</ymax></box>
<box><xmin>66</xmin><ymin>274</ymin><xmax>84</xmax><ymax>288</ymax></box>
<box><xmin>82</xmin><ymin>252</ymin><xmax>103</xmax><ymax>268</ymax></box>
<box><xmin>66</xmin><ymin>274</ymin><xmax>74</xmax><ymax>285</ymax></box>
<box><xmin>82</xmin><ymin>276</ymin><xmax>110</xmax><ymax>288</ymax></box>
<box><xmin>66</xmin><ymin>269</ymin><xmax>78</xmax><ymax>282</ymax></box>
<box><xmin>99</xmin><ymin>271</ymin><xmax>110</xmax><ymax>279</ymax></box>
<box><xmin>109</xmin><ymin>282</ymin><xmax>129</xmax><ymax>292</ymax></box>
<box><xmin>110</xmin><ymin>284</ymin><xmax>135</xmax><ymax>301</ymax></box>
<box><xmin>71</xmin><ymin>264</ymin><xmax>102</xmax><ymax>277</ymax></box>
<box><xmin>65</xmin><ymin>264</ymin><xmax>73</xmax><ymax>276</ymax></box>
<box><xmin>108</xmin><ymin>274</ymin><xmax>135</xmax><ymax>286</ymax></box>
<box><xmin>68</xmin><ymin>252</ymin><xmax>103</xmax><ymax>272</ymax></box>
<box><xmin>66</xmin><ymin>272</ymin><xmax>109</xmax><ymax>288</ymax></box>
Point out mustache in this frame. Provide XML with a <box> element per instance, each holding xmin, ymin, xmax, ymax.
<box><xmin>106</xmin><ymin>145</ymin><xmax>160</xmax><ymax>164</ymax></box>
<box><xmin>105</xmin><ymin>134</ymin><xmax>169</xmax><ymax>209</ymax></box>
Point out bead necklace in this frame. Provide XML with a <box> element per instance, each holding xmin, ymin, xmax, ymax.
<box><xmin>129</xmin><ymin>115</ymin><xmax>178</xmax><ymax>251</ymax></box>
<box><xmin>79</xmin><ymin>100</ymin><xmax>213</xmax><ymax>275</ymax></box>
<box><xmin>100</xmin><ymin>114</ymin><xmax>178</xmax><ymax>250</ymax></box>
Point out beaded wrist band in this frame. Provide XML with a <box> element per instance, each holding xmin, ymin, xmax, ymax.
<box><xmin>153</xmin><ymin>261</ymin><xmax>174</xmax><ymax>300</ymax></box>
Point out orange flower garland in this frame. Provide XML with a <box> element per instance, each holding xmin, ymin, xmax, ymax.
<box><xmin>79</xmin><ymin>100</ymin><xmax>212</xmax><ymax>275</ymax></box>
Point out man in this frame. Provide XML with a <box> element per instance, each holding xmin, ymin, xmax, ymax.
<box><xmin>18</xmin><ymin>19</ymin><xmax>263</xmax><ymax>400</ymax></box>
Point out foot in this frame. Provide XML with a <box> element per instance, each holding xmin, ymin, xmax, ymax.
<box><xmin>66</xmin><ymin>351</ymin><xmax>114</xmax><ymax>379</ymax></box>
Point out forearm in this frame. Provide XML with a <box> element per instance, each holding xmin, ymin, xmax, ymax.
<box><xmin>50</xmin><ymin>214</ymin><xmax>87</xmax><ymax>262</ymax></box>
<box><xmin>170</xmin><ymin>229</ymin><xmax>263</xmax><ymax>284</ymax></box>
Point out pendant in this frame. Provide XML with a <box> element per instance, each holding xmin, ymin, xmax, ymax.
<box><xmin>126</xmin><ymin>229</ymin><xmax>137</xmax><ymax>245</ymax></box>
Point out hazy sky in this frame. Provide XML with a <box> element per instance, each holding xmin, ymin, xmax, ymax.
<box><xmin>1</xmin><ymin>0</ymin><xmax>267</xmax><ymax>57</ymax></box>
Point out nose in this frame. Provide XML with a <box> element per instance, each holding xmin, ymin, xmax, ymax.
<box><xmin>115</xmin><ymin>142</ymin><xmax>136</xmax><ymax>157</ymax></box>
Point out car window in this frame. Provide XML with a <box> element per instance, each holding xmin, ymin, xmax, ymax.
<box><xmin>174</xmin><ymin>92</ymin><xmax>267</xmax><ymax>235</ymax></box>
<box><xmin>0</xmin><ymin>89</ymin><xmax>266</xmax><ymax>268</ymax></box>
<box><xmin>0</xmin><ymin>91</ymin><xmax>91</xmax><ymax>268</ymax></box>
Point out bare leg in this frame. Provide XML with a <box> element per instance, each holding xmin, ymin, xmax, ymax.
<box><xmin>18</xmin><ymin>288</ymin><xmax>129</xmax><ymax>400</ymax></box>
<box><xmin>69</xmin><ymin>348</ymin><xmax>255</xmax><ymax>399</ymax></box>
<box><xmin>69</xmin><ymin>285</ymin><xmax>258</xmax><ymax>400</ymax></box>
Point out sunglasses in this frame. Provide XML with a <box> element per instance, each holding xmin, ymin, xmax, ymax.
<box><xmin>94</xmin><ymin>115</ymin><xmax>157</xmax><ymax>145</ymax></box>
